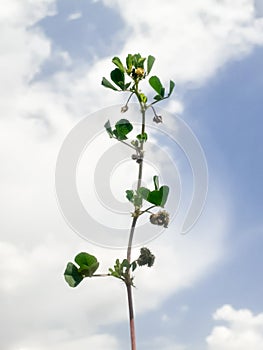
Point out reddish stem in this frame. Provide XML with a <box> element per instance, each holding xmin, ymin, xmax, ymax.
<box><xmin>125</xmin><ymin>104</ymin><xmax>146</xmax><ymax>350</ymax></box>
<box><xmin>126</xmin><ymin>283</ymin><xmax>137</xmax><ymax>350</ymax></box>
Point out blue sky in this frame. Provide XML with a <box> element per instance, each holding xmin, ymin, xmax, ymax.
<box><xmin>1</xmin><ymin>1</ymin><xmax>263</xmax><ymax>350</ymax></box>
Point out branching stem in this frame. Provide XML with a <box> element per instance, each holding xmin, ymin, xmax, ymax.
<box><xmin>140</xmin><ymin>205</ymin><xmax>157</xmax><ymax>215</ymax></box>
<box><xmin>119</xmin><ymin>139</ymin><xmax>137</xmax><ymax>151</ymax></box>
<box><xmin>147</xmin><ymin>95</ymin><xmax>169</xmax><ymax>109</ymax></box>
<box><xmin>92</xmin><ymin>273</ymin><xmax>110</xmax><ymax>277</ymax></box>
<box><xmin>125</xmin><ymin>99</ymin><xmax>146</xmax><ymax>350</ymax></box>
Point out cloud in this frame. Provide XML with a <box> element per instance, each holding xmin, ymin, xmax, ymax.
<box><xmin>10</xmin><ymin>332</ymin><xmax>120</xmax><ymax>350</ymax></box>
<box><xmin>99</xmin><ymin>0</ymin><xmax>263</xmax><ymax>84</ymax></box>
<box><xmin>206</xmin><ymin>305</ymin><xmax>263</xmax><ymax>350</ymax></box>
<box><xmin>0</xmin><ymin>0</ymin><xmax>56</xmax><ymax>26</ymax></box>
<box><xmin>141</xmin><ymin>336</ymin><xmax>186</xmax><ymax>350</ymax></box>
<box><xmin>67</xmin><ymin>12</ymin><xmax>82</xmax><ymax>21</ymax></box>
<box><xmin>0</xmin><ymin>0</ymin><xmax>55</xmax><ymax>121</ymax></box>
<box><xmin>1</xmin><ymin>0</ymin><xmax>263</xmax><ymax>349</ymax></box>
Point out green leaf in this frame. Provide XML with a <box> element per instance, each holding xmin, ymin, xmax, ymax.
<box><xmin>150</xmin><ymin>185</ymin><xmax>169</xmax><ymax>207</ymax></box>
<box><xmin>121</xmin><ymin>259</ymin><xmax>130</xmax><ymax>269</ymax></box>
<box><xmin>114</xmin><ymin>119</ymin><xmax>133</xmax><ymax>140</ymax></box>
<box><xmin>125</xmin><ymin>190</ymin><xmax>144</xmax><ymax>208</ymax></box>
<box><xmin>138</xmin><ymin>187</ymin><xmax>151</xmax><ymax>199</ymax></box>
<box><xmin>64</xmin><ymin>262</ymin><xmax>84</xmax><ymax>287</ymax></box>
<box><xmin>109</xmin><ymin>259</ymin><xmax>124</xmax><ymax>280</ymax></box>
<box><xmin>132</xmin><ymin>53</ymin><xmax>140</xmax><ymax>68</ymax></box>
<box><xmin>149</xmin><ymin>76</ymin><xmax>165</xmax><ymax>97</ymax></box>
<box><xmin>110</xmin><ymin>68</ymin><xmax>125</xmax><ymax>90</ymax></box>
<box><xmin>131</xmin><ymin>53</ymin><xmax>146</xmax><ymax>69</ymax></box>
<box><xmin>126</xmin><ymin>54</ymin><xmax>133</xmax><ymax>73</ymax></box>
<box><xmin>153</xmin><ymin>94</ymin><xmax>163</xmax><ymax>101</ymax></box>
<box><xmin>159</xmin><ymin>186</ymin><xmax>169</xmax><ymax>207</ymax></box>
<box><xmin>147</xmin><ymin>55</ymin><xmax>155</xmax><ymax>75</ymax></box>
<box><xmin>146</xmin><ymin>186</ymin><xmax>169</xmax><ymax>207</ymax></box>
<box><xmin>138</xmin><ymin>185</ymin><xmax>169</xmax><ymax>207</ymax></box>
<box><xmin>124</xmin><ymin>82</ymin><xmax>132</xmax><ymax>90</ymax></box>
<box><xmin>104</xmin><ymin>120</ymin><xmax>113</xmax><ymax>138</ymax></box>
<box><xmin>168</xmin><ymin>80</ymin><xmax>175</xmax><ymax>96</ymax></box>
<box><xmin>131</xmin><ymin>261</ymin><xmax>137</xmax><ymax>271</ymax></box>
<box><xmin>75</xmin><ymin>252</ymin><xmax>99</xmax><ymax>277</ymax></box>
<box><xmin>133</xmin><ymin>193</ymin><xmax>143</xmax><ymax>208</ymax></box>
<box><xmin>109</xmin><ymin>268</ymin><xmax>121</xmax><ymax>278</ymax></box>
<box><xmin>153</xmin><ymin>175</ymin><xmax>159</xmax><ymax>191</ymax></box>
<box><xmin>109</xmin><ymin>258</ymin><xmax>133</xmax><ymax>282</ymax></box>
<box><xmin>139</xmin><ymin>93</ymin><xmax>147</xmax><ymax>103</ymax></box>
<box><xmin>136</xmin><ymin>133</ymin><xmax>148</xmax><ymax>142</ymax></box>
<box><xmin>75</xmin><ymin>252</ymin><xmax>97</xmax><ymax>267</ymax></box>
<box><xmin>112</xmin><ymin>56</ymin><xmax>125</xmax><ymax>72</ymax></box>
<box><xmin>126</xmin><ymin>190</ymin><xmax>134</xmax><ymax>202</ymax></box>
<box><xmin>78</xmin><ymin>263</ymin><xmax>99</xmax><ymax>277</ymax></box>
<box><xmin>145</xmin><ymin>190</ymin><xmax>161</xmax><ymax>206</ymax></box>
<box><xmin>101</xmin><ymin>77</ymin><xmax>118</xmax><ymax>91</ymax></box>
<box><xmin>137</xmin><ymin>56</ymin><xmax>146</xmax><ymax>68</ymax></box>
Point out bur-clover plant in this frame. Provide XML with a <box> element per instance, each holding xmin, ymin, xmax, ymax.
<box><xmin>64</xmin><ymin>53</ymin><xmax>175</xmax><ymax>350</ymax></box>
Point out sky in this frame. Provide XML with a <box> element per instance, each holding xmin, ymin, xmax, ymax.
<box><xmin>0</xmin><ymin>0</ymin><xmax>263</xmax><ymax>349</ymax></box>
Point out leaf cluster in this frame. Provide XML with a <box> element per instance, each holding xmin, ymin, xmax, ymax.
<box><xmin>64</xmin><ymin>247</ymin><xmax>156</xmax><ymax>289</ymax></box>
<box><xmin>101</xmin><ymin>53</ymin><xmax>175</xmax><ymax>105</ymax></box>
<box><xmin>149</xmin><ymin>76</ymin><xmax>175</xmax><ymax>102</ymax></box>
<box><xmin>126</xmin><ymin>176</ymin><xmax>169</xmax><ymax>209</ymax></box>
<box><xmin>109</xmin><ymin>258</ymin><xmax>132</xmax><ymax>283</ymax></box>
<box><xmin>109</xmin><ymin>248</ymin><xmax>155</xmax><ymax>286</ymax></box>
<box><xmin>104</xmin><ymin>119</ymin><xmax>133</xmax><ymax>140</ymax></box>
<box><xmin>64</xmin><ymin>252</ymin><xmax>99</xmax><ymax>288</ymax></box>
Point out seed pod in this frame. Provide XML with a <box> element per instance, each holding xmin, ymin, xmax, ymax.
<box><xmin>121</xmin><ymin>105</ymin><xmax>128</xmax><ymax>113</ymax></box>
<box><xmin>137</xmin><ymin>247</ymin><xmax>155</xmax><ymax>267</ymax></box>
<box><xmin>150</xmin><ymin>210</ymin><xmax>169</xmax><ymax>228</ymax></box>
<box><xmin>153</xmin><ymin>115</ymin><xmax>163</xmax><ymax>123</ymax></box>
<box><xmin>131</xmin><ymin>154</ymin><xmax>138</xmax><ymax>160</ymax></box>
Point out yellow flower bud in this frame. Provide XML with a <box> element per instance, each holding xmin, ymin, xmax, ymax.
<box><xmin>135</xmin><ymin>67</ymin><xmax>144</xmax><ymax>77</ymax></box>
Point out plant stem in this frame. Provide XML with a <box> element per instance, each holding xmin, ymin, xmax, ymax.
<box><xmin>127</xmin><ymin>216</ymin><xmax>138</xmax><ymax>262</ymax></box>
<box><xmin>125</xmin><ymin>102</ymin><xmax>146</xmax><ymax>350</ymax></box>
<box><xmin>136</xmin><ymin>105</ymin><xmax>146</xmax><ymax>191</ymax></box>
<box><xmin>139</xmin><ymin>205</ymin><xmax>157</xmax><ymax>215</ymax></box>
<box><xmin>126</xmin><ymin>283</ymin><xmax>137</xmax><ymax>350</ymax></box>
<box><xmin>126</xmin><ymin>215</ymin><xmax>138</xmax><ymax>350</ymax></box>
<box><xmin>119</xmin><ymin>139</ymin><xmax>137</xmax><ymax>151</ymax></box>
<box><xmin>92</xmin><ymin>273</ymin><xmax>110</xmax><ymax>277</ymax></box>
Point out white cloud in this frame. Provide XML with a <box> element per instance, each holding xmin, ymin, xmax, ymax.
<box><xmin>207</xmin><ymin>305</ymin><xmax>263</xmax><ymax>350</ymax></box>
<box><xmin>0</xmin><ymin>0</ymin><xmax>56</xmax><ymax>26</ymax></box>
<box><xmin>141</xmin><ymin>336</ymin><xmax>186</xmax><ymax>350</ymax></box>
<box><xmin>0</xmin><ymin>1</ymin><xmax>55</xmax><ymax>121</ymax></box>
<box><xmin>10</xmin><ymin>333</ymin><xmax>119</xmax><ymax>350</ymax></box>
<box><xmin>67</xmin><ymin>12</ymin><xmax>82</xmax><ymax>21</ymax></box>
<box><xmin>1</xmin><ymin>0</ymin><xmax>263</xmax><ymax>349</ymax></box>
<box><xmin>99</xmin><ymin>0</ymin><xmax>263</xmax><ymax>84</ymax></box>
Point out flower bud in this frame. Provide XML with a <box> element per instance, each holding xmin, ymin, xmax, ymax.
<box><xmin>135</xmin><ymin>67</ymin><xmax>144</xmax><ymax>77</ymax></box>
